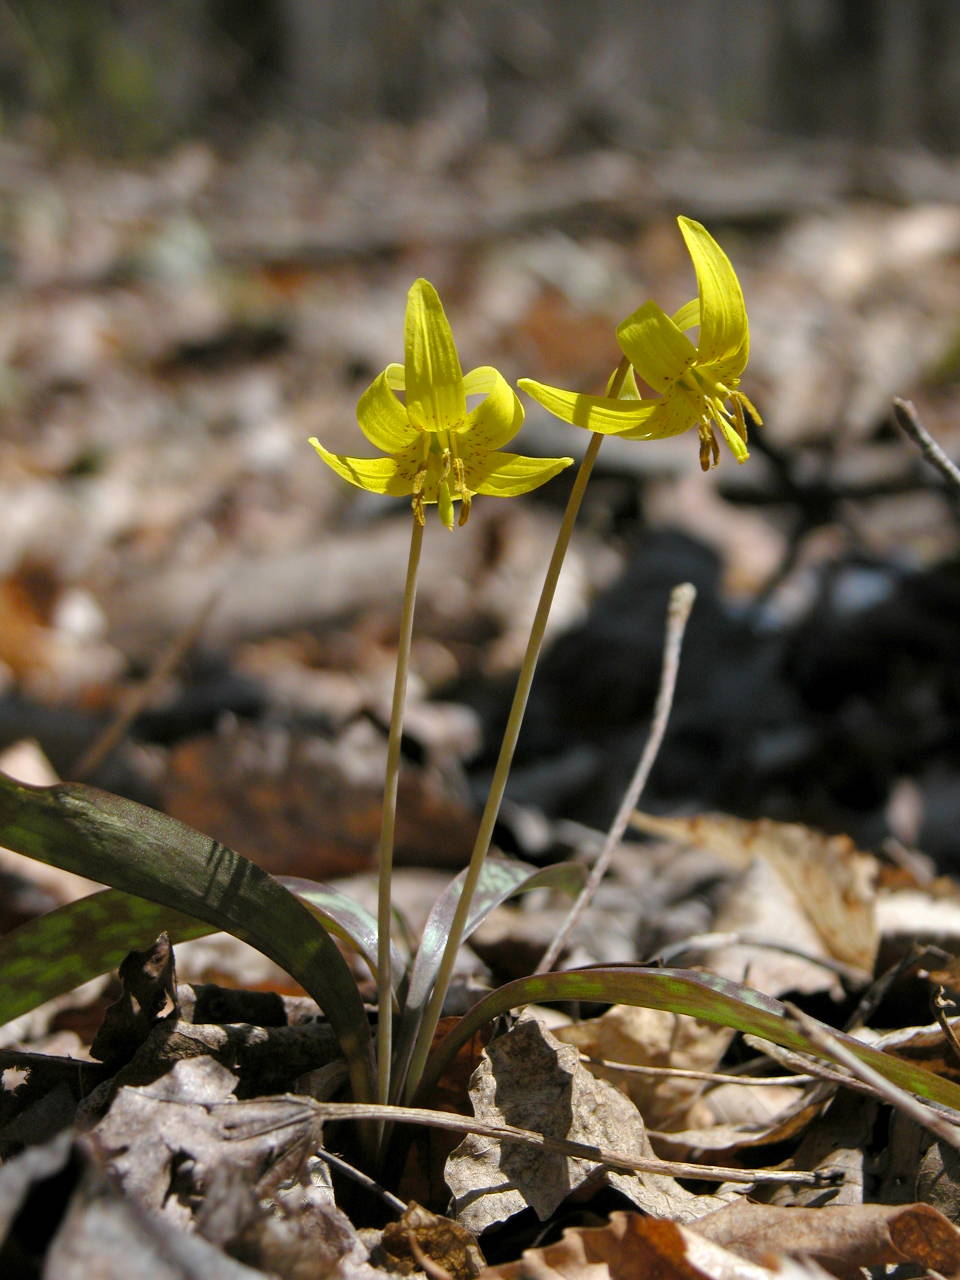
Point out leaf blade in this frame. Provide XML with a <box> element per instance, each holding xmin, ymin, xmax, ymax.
<box><xmin>420</xmin><ymin>966</ymin><xmax>960</xmax><ymax>1114</ymax></box>
<box><xmin>0</xmin><ymin>772</ymin><xmax>375</xmax><ymax>1099</ymax></box>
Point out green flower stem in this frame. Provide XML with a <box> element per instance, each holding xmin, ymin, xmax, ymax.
<box><xmin>403</xmin><ymin>359</ymin><xmax>632</xmax><ymax>1102</ymax></box>
<box><xmin>376</xmin><ymin>514</ymin><xmax>424</xmax><ymax>1105</ymax></box>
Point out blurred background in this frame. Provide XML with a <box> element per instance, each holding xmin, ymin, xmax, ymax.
<box><xmin>3</xmin><ymin>0</ymin><xmax>960</xmax><ymax>895</ymax></box>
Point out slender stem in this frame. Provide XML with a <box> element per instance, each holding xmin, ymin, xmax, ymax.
<box><xmin>403</xmin><ymin>359</ymin><xmax>632</xmax><ymax>1102</ymax></box>
<box><xmin>376</xmin><ymin>516</ymin><xmax>424</xmax><ymax>1105</ymax></box>
<box><xmin>536</xmin><ymin>580</ymin><xmax>696</xmax><ymax>974</ymax></box>
<box><xmin>892</xmin><ymin>396</ymin><xmax>960</xmax><ymax>496</ymax></box>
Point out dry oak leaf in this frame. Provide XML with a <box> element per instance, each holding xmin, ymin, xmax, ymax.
<box><xmin>379</xmin><ymin>1202</ymin><xmax>485</xmax><ymax>1279</ymax></box>
<box><xmin>631</xmin><ymin>812</ymin><xmax>878</xmax><ymax>977</ymax></box>
<box><xmin>477</xmin><ymin>1211</ymin><xmax>833</xmax><ymax>1280</ymax></box>
<box><xmin>695</xmin><ymin>1199</ymin><xmax>960</xmax><ymax>1278</ymax></box>
<box><xmin>552</xmin><ymin>1003</ymin><xmax>732</xmax><ymax>1133</ymax></box>
<box><xmin>445</xmin><ymin>1014</ymin><xmax>722</xmax><ymax>1235</ymax></box>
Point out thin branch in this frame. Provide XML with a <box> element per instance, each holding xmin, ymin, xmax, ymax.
<box><xmin>783</xmin><ymin>1001</ymin><xmax>960</xmax><ymax>1150</ymax></box>
<box><xmin>932</xmin><ymin>986</ymin><xmax>960</xmax><ymax>1070</ymax></box>
<box><xmin>220</xmin><ymin>1096</ymin><xmax>834</xmax><ymax>1187</ymax></box>
<box><xmin>646</xmin><ymin>930</ymin><xmax>866</xmax><ymax>988</ymax></box>
<box><xmin>312</xmin><ymin>1145</ymin><xmax>407</xmax><ymax>1213</ymax></box>
<box><xmin>892</xmin><ymin>397</ymin><xmax>960</xmax><ymax>496</ymax></box>
<box><xmin>536</xmin><ymin>581</ymin><xmax>696</xmax><ymax>975</ymax></box>
<box><xmin>577</xmin><ymin>1054</ymin><xmax>813</xmax><ymax>1087</ymax></box>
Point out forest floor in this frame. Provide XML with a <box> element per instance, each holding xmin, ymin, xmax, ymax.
<box><xmin>4</xmin><ymin>129</ymin><xmax>960</xmax><ymax>1276</ymax></box>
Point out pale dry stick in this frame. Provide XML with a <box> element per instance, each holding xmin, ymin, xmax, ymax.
<box><xmin>313</xmin><ymin>1146</ymin><xmax>407</xmax><ymax>1213</ymax></box>
<box><xmin>754</xmin><ymin>1033</ymin><xmax>960</xmax><ymax>1125</ymax></box>
<box><xmin>649</xmin><ymin>930</ymin><xmax>866</xmax><ymax>987</ymax></box>
<box><xmin>932</xmin><ymin>986</ymin><xmax>960</xmax><ymax>1068</ymax></box>
<box><xmin>220</xmin><ymin>1096</ymin><xmax>834</xmax><ymax>1187</ymax></box>
<box><xmin>536</xmin><ymin>582</ymin><xmax>697</xmax><ymax>975</ymax></box>
<box><xmin>71</xmin><ymin>586</ymin><xmax>222</xmax><ymax>780</ymax></box>
<box><xmin>892</xmin><ymin>397</ymin><xmax>960</xmax><ymax>495</ymax></box>
<box><xmin>577</xmin><ymin>1054</ymin><xmax>814</xmax><ymax>1087</ymax></box>
<box><xmin>783</xmin><ymin>1001</ymin><xmax>960</xmax><ymax>1150</ymax></box>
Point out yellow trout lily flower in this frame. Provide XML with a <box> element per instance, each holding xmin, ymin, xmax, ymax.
<box><xmin>519</xmin><ymin>217</ymin><xmax>760</xmax><ymax>470</ymax></box>
<box><xmin>311</xmin><ymin>279</ymin><xmax>572</xmax><ymax>528</ymax></box>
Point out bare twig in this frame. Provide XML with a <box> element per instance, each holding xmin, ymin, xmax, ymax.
<box><xmin>577</xmin><ymin>1054</ymin><xmax>813</xmax><ymax>1088</ymax></box>
<box><xmin>312</xmin><ymin>1145</ymin><xmax>407</xmax><ymax>1213</ymax></box>
<box><xmin>932</xmin><ymin>986</ymin><xmax>960</xmax><ymax>1070</ymax></box>
<box><xmin>71</xmin><ymin>586</ymin><xmax>221</xmax><ymax>779</ymax></box>
<box><xmin>783</xmin><ymin>1001</ymin><xmax>960</xmax><ymax>1150</ymax></box>
<box><xmin>220</xmin><ymin>1095</ymin><xmax>833</xmax><ymax>1187</ymax></box>
<box><xmin>536</xmin><ymin>582</ymin><xmax>697</xmax><ymax>974</ymax></box>
<box><xmin>647</xmin><ymin>930</ymin><xmax>866</xmax><ymax>987</ymax></box>
<box><xmin>892</xmin><ymin>397</ymin><xmax>960</xmax><ymax>497</ymax></box>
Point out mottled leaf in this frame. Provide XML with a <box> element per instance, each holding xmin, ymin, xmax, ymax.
<box><xmin>0</xmin><ymin>772</ymin><xmax>374</xmax><ymax>1101</ymax></box>
<box><xmin>421</xmin><ymin>967</ymin><xmax>960</xmax><ymax>1114</ymax></box>
<box><xmin>391</xmin><ymin>859</ymin><xmax>585</xmax><ymax>1100</ymax></box>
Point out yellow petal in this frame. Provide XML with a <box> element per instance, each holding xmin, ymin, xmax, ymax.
<box><xmin>356</xmin><ymin>368</ymin><xmax>417</xmax><ymax>453</ymax></box>
<box><xmin>466</xmin><ymin>451</ymin><xmax>573</xmax><ymax>497</ymax></box>
<box><xmin>309</xmin><ymin>438</ymin><xmax>416</xmax><ymax>497</ymax></box>
<box><xmin>616</xmin><ymin>302</ymin><xmax>697</xmax><ymax>395</ymax></box>
<box><xmin>671</xmin><ymin>298</ymin><xmax>700</xmax><ymax>332</ymax></box>
<box><xmin>677</xmin><ymin>216</ymin><xmax>749</xmax><ymax>378</ymax></box>
<box><xmin>519</xmin><ymin>379</ymin><xmax>662</xmax><ymax>434</ymax></box>
<box><xmin>385</xmin><ymin>362</ymin><xmax>405</xmax><ymax>391</ymax></box>
<box><xmin>616</xmin><ymin>387</ymin><xmax>701</xmax><ymax>440</ymax></box>
<box><xmin>461</xmin><ymin>365</ymin><xmax>524</xmax><ymax>450</ymax></box>
<box><xmin>404</xmin><ymin>279</ymin><xmax>465</xmax><ymax>432</ymax></box>
<box><xmin>605</xmin><ymin>363</ymin><xmax>641</xmax><ymax>399</ymax></box>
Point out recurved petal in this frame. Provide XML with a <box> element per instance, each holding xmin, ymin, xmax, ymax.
<box><xmin>616</xmin><ymin>302</ymin><xmax>697</xmax><ymax>394</ymax></box>
<box><xmin>356</xmin><ymin>368</ymin><xmax>417</xmax><ymax>452</ymax></box>
<box><xmin>615</xmin><ymin>386</ymin><xmax>700</xmax><ymax>440</ymax></box>
<box><xmin>466</xmin><ymin>451</ymin><xmax>573</xmax><ymax>497</ymax></box>
<box><xmin>462</xmin><ymin>365</ymin><xmax>524</xmax><ymax>449</ymax></box>
<box><xmin>671</xmin><ymin>298</ymin><xmax>700</xmax><ymax>332</ymax></box>
<box><xmin>309</xmin><ymin>438</ymin><xmax>416</xmax><ymax>497</ymax></box>
<box><xmin>404</xmin><ymin>279</ymin><xmax>465</xmax><ymax>432</ymax></box>
<box><xmin>519</xmin><ymin>378</ymin><xmax>662</xmax><ymax>434</ymax></box>
<box><xmin>677</xmin><ymin>216</ymin><xmax>750</xmax><ymax>377</ymax></box>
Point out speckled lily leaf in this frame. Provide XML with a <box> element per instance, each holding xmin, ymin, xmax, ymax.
<box><xmin>0</xmin><ymin>874</ymin><xmax>402</xmax><ymax>1030</ymax></box>
<box><xmin>391</xmin><ymin>858</ymin><xmax>586</xmax><ymax>1101</ymax></box>
<box><xmin>277</xmin><ymin>875</ymin><xmax>405</xmax><ymax>986</ymax></box>
<box><xmin>421</xmin><ymin>967</ymin><xmax>960</xmax><ymax>1115</ymax></box>
<box><xmin>0</xmin><ymin>771</ymin><xmax>375</xmax><ymax>1101</ymax></box>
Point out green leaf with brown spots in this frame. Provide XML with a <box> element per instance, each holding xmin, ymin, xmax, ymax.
<box><xmin>0</xmin><ymin>770</ymin><xmax>375</xmax><ymax>1101</ymax></box>
<box><xmin>419</xmin><ymin>966</ymin><xmax>960</xmax><ymax>1114</ymax></box>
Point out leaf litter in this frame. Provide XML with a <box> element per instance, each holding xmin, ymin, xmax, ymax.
<box><xmin>5</xmin><ymin>134</ymin><xmax>960</xmax><ymax>1275</ymax></box>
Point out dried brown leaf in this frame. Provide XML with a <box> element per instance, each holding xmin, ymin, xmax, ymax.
<box><xmin>477</xmin><ymin>1210</ymin><xmax>832</xmax><ymax>1280</ymax></box>
<box><xmin>696</xmin><ymin>1199</ymin><xmax>960</xmax><ymax>1278</ymax></box>
<box><xmin>552</xmin><ymin>1004</ymin><xmax>732</xmax><ymax>1131</ymax></box>
<box><xmin>445</xmin><ymin>1015</ymin><xmax>722</xmax><ymax>1234</ymax></box>
<box><xmin>633</xmin><ymin>813</ymin><xmax>878</xmax><ymax>981</ymax></box>
<box><xmin>380</xmin><ymin>1202</ymin><xmax>485</xmax><ymax>1279</ymax></box>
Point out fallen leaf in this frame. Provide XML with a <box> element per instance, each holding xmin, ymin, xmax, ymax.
<box><xmin>445</xmin><ymin>1014</ymin><xmax>720</xmax><ymax>1233</ymax></box>
<box><xmin>90</xmin><ymin>932</ymin><xmax>179</xmax><ymax>1069</ymax></box>
<box><xmin>477</xmin><ymin>1210</ymin><xmax>834</xmax><ymax>1280</ymax></box>
<box><xmin>696</xmin><ymin>1200</ymin><xmax>960</xmax><ymax>1278</ymax></box>
<box><xmin>633</xmin><ymin>813</ymin><xmax>878</xmax><ymax>988</ymax></box>
<box><xmin>552</xmin><ymin>1003</ymin><xmax>732</xmax><ymax>1131</ymax></box>
<box><xmin>379</xmin><ymin>1202</ymin><xmax>484</xmax><ymax>1279</ymax></box>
